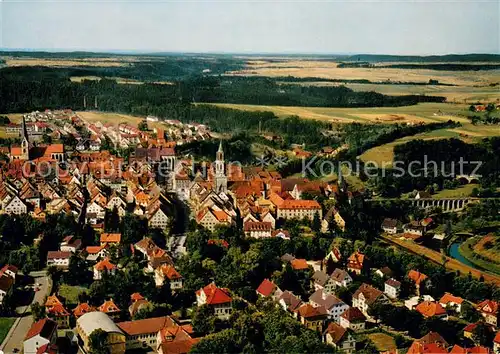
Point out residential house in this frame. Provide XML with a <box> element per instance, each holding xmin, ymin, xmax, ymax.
<box><xmin>243</xmin><ymin>221</ymin><xmax>273</xmax><ymax>238</ymax></box>
<box><xmin>407</xmin><ymin>331</ymin><xmax>449</xmax><ymax>354</ymax></box>
<box><xmin>477</xmin><ymin>300</ymin><xmax>499</xmax><ymax>327</ymax></box>
<box><xmin>296</xmin><ymin>303</ymin><xmax>328</xmax><ymax>333</ymax></box>
<box><xmin>256</xmin><ymin>278</ymin><xmax>282</xmax><ymax>300</ymax></box>
<box><xmin>312</xmin><ymin>270</ymin><xmax>337</xmax><ymax>294</ymax></box>
<box><xmin>405</xmin><ymin>295</ymin><xmax>435</xmax><ymax>310</ymax></box>
<box><xmin>154</xmin><ymin>264</ymin><xmax>183</xmax><ymax>290</ymax></box>
<box><xmin>290</xmin><ymin>258</ymin><xmax>309</xmax><ymax>271</ymax></box>
<box><xmin>439</xmin><ymin>293</ymin><xmax>464</xmax><ymax>314</ymax></box>
<box><xmin>449</xmin><ymin>345</ymin><xmax>490</xmax><ymax>353</ymax></box>
<box><xmin>46</xmin><ymin>302</ymin><xmax>71</xmax><ymax>329</ymax></box>
<box><xmin>98</xmin><ymin>299</ymin><xmax>121</xmax><ymax>321</ymax></box>
<box><xmin>100</xmin><ymin>233</ymin><xmax>122</xmax><ymax>247</ymax></box>
<box><xmin>23</xmin><ymin>318</ymin><xmax>58</xmax><ymax>354</ymax></box>
<box><xmin>347</xmin><ymin>251</ymin><xmax>365</xmax><ymax>275</ymax></box>
<box><xmin>94</xmin><ymin>257</ymin><xmax>117</xmax><ymax>280</ymax></box>
<box><xmin>323</xmin><ymin>322</ymin><xmax>356</xmax><ymax>354</ymax></box>
<box><xmin>384</xmin><ymin>278</ymin><xmax>401</xmax><ymax>299</ymax></box>
<box><xmin>352</xmin><ymin>283</ymin><xmax>388</xmax><ymax>319</ymax></box>
<box><xmin>309</xmin><ymin>288</ymin><xmax>349</xmax><ymax>323</ymax></box>
<box><xmin>73</xmin><ymin>302</ymin><xmax>96</xmax><ymax>319</ymax></box>
<box><xmin>415</xmin><ymin>301</ymin><xmax>448</xmax><ymax>320</ymax></box>
<box><xmin>277</xmin><ymin>199</ymin><xmax>322</xmax><ymax>221</ymax></box>
<box><xmin>331</xmin><ymin>268</ymin><xmax>353</xmax><ymax>288</ymax></box>
<box><xmin>59</xmin><ymin>235</ymin><xmax>82</xmax><ymax>253</ymax></box>
<box><xmin>278</xmin><ymin>290</ymin><xmax>303</xmax><ymax>314</ymax></box>
<box><xmin>3</xmin><ymin>195</ymin><xmax>28</xmax><ymax>215</ymax></box>
<box><xmin>196</xmin><ymin>282</ymin><xmax>232</xmax><ymax>320</ymax></box>
<box><xmin>404</xmin><ymin>221</ymin><xmax>425</xmax><ymax>236</ymax></box>
<box><xmin>117</xmin><ymin>316</ymin><xmax>181</xmax><ymax>351</ymax></box>
<box><xmin>196</xmin><ymin>208</ymin><xmax>231</xmax><ymax>231</ymax></box>
<box><xmin>339</xmin><ymin>307</ymin><xmax>366</xmax><ymax>332</ymax></box>
<box><xmin>85</xmin><ymin>245</ymin><xmax>108</xmax><ymax>262</ymax></box>
<box><xmin>46</xmin><ymin>251</ymin><xmax>71</xmax><ymax>269</ymax></box>
<box><xmin>381</xmin><ymin>218</ymin><xmax>399</xmax><ymax>234</ymax></box>
<box><xmin>408</xmin><ymin>270</ymin><xmax>431</xmax><ymax>295</ymax></box>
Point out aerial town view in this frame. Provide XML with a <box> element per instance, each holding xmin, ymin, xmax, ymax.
<box><xmin>0</xmin><ymin>1</ymin><xmax>499</xmax><ymax>353</ymax></box>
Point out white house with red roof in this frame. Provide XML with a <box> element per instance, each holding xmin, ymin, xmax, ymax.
<box><xmin>256</xmin><ymin>278</ymin><xmax>282</xmax><ymax>300</ymax></box>
<box><xmin>243</xmin><ymin>221</ymin><xmax>273</xmax><ymax>238</ymax></box>
<box><xmin>93</xmin><ymin>258</ymin><xmax>117</xmax><ymax>280</ymax></box>
<box><xmin>196</xmin><ymin>282</ymin><xmax>232</xmax><ymax>319</ymax></box>
<box><xmin>155</xmin><ymin>264</ymin><xmax>183</xmax><ymax>290</ymax></box>
<box><xmin>477</xmin><ymin>300</ymin><xmax>499</xmax><ymax>327</ymax></box>
<box><xmin>23</xmin><ymin>318</ymin><xmax>58</xmax><ymax>354</ymax></box>
<box><xmin>439</xmin><ymin>292</ymin><xmax>464</xmax><ymax>314</ymax></box>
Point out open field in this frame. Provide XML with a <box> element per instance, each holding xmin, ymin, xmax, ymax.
<box><xmin>366</xmin><ymin>332</ymin><xmax>397</xmax><ymax>352</ymax></box>
<box><xmin>77</xmin><ymin>111</ymin><xmax>165</xmax><ymax>131</ymax></box>
<box><xmin>0</xmin><ymin>114</ymin><xmax>23</xmax><ymax>139</ymax></box>
<box><xmin>228</xmin><ymin>60</ymin><xmax>500</xmax><ymax>88</ymax></box>
<box><xmin>58</xmin><ymin>284</ymin><xmax>88</xmax><ymax>305</ymax></box>
<box><xmin>283</xmin><ymin>81</ymin><xmax>500</xmax><ymax>103</ymax></box>
<box><xmin>432</xmin><ymin>184</ymin><xmax>479</xmax><ymax>198</ymax></box>
<box><xmin>0</xmin><ymin>317</ymin><xmax>16</xmax><ymax>344</ymax></box>
<box><xmin>2</xmin><ymin>56</ymin><xmax>143</xmax><ymax>67</ymax></box>
<box><xmin>381</xmin><ymin>234</ymin><xmax>500</xmax><ymax>285</ymax></box>
<box><xmin>211</xmin><ymin>102</ymin><xmax>471</xmax><ymax>124</ymax></box>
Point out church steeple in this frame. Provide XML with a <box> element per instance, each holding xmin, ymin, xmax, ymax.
<box><xmin>20</xmin><ymin>116</ymin><xmax>31</xmax><ymax>160</ymax></box>
<box><xmin>214</xmin><ymin>140</ymin><xmax>227</xmax><ymax>193</ymax></box>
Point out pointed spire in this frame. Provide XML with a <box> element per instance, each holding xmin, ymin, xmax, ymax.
<box><xmin>218</xmin><ymin>140</ymin><xmax>223</xmax><ymax>153</ymax></box>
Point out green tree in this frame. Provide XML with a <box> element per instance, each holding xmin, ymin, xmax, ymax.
<box><xmin>30</xmin><ymin>302</ymin><xmax>46</xmax><ymax>321</ymax></box>
<box><xmin>312</xmin><ymin>212</ymin><xmax>321</xmax><ymax>233</ymax></box>
<box><xmin>89</xmin><ymin>329</ymin><xmax>110</xmax><ymax>354</ymax></box>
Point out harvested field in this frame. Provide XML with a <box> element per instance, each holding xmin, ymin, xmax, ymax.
<box><xmin>366</xmin><ymin>333</ymin><xmax>397</xmax><ymax>352</ymax></box>
<box><xmin>77</xmin><ymin>111</ymin><xmax>165</xmax><ymax>131</ymax></box>
<box><xmin>228</xmin><ymin>59</ymin><xmax>500</xmax><ymax>87</ymax></box>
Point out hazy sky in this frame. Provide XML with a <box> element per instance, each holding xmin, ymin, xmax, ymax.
<box><xmin>1</xmin><ymin>0</ymin><xmax>499</xmax><ymax>55</ymax></box>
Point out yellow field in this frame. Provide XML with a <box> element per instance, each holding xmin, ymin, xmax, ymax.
<box><xmin>210</xmin><ymin>102</ymin><xmax>471</xmax><ymax>124</ymax></box>
<box><xmin>1</xmin><ymin>56</ymin><xmax>147</xmax><ymax>68</ymax></box>
<box><xmin>282</xmin><ymin>81</ymin><xmax>500</xmax><ymax>103</ymax></box>
<box><xmin>229</xmin><ymin>60</ymin><xmax>500</xmax><ymax>88</ymax></box>
<box><xmin>366</xmin><ymin>333</ymin><xmax>397</xmax><ymax>352</ymax></box>
<box><xmin>77</xmin><ymin>111</ymin><xmax>165</xmax><ymax>131</ymax></box>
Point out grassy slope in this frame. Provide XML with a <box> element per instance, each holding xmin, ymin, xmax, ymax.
<box><xmin>459</xmin><ymin>236</ymin><xmax>500</xmax><ymax>275</ymax></box>
<box><xmin>0</xmin><ymin>317</ymin><xmax>16</xmax><ymax>344</ymax></box>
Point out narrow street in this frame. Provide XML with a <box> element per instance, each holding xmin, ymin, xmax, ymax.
<box><xmin>1</xmin><ymin>272</ymin><xmax>50</xmax><ymax>354</ymax></box>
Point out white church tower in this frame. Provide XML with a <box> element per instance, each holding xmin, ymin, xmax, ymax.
<box><xmin>214</xmin><ymin>141</ymin><xmax>227</xmax><ymax>193</ymax></box>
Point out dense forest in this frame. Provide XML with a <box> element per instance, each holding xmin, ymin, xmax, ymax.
<box><xmin>380</xmin><ymin>63</ymin><xmax>500</xmax><ymax>71</ymax></box>
<box><xmin>343</xmin><ymin>53</ymin><xmax>500</xmax><ymax>63</ymax></box>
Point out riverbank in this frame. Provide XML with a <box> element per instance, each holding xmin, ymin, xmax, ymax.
<box><xmin>457</xmin><ymin>237</ymin><xmax>500</xmax><ymax>275</ymax></box>
<box><xmin>380</xmin><ymin>234</ymin><xmax>500</xmax><ymax>286</ymax></box>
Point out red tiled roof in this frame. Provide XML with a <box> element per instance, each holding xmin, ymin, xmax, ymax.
<box><xmin>439</xmin><ymin>292</ymin><xmax>464</xmax><ymax>305</ymax></box>
<box><xmin>290</xmin><ymin>258</ymin><xmax>309</xmax><ymax>270</ymax></box>
<box><xmin>159</xmin><ymin>264</ymin><xmax>182</xmax><ymax>280</ymax></box>
<box><xmin>196</xmin><ymin>282</ymin><xmax>232</xmax><ymax>305</ymax></box>
<box><xmin>25</xmin><ymin>318</ymin><xmax>57</xmax><ymax>340</ymax></box>
<box><xmin>408</xmin><ymin>270</ymin><xmax>429</xmax><ymax>286</ymax></box>
<box><xmin>73</xmin><ymin>303</ymin><xmax>95</xmax><ymax>317</ymax></box>
<box><xmin>45</xmin><ymin>295</ymin><xmax>63</xmax><ymax>308</ymax></box>
<box><xmin>117</xmin><ymin>316</ymin><xmax>175</xmax><ymax>336</ymax></box>
<box><xmin>46</xmin><ymin>303</ymin><xmax>70</xmax><ymax>317</ymax></box>
<box><xmin>94</xmin><ymin>257</ymin><xmax>116</xmax><ymax>271</ymax></box>
<box><xmin>244</xmin><ymin>221</ymin><xmax>272</xmax><ymax>232</ymax></box>
<box><xmin>341</xmin><ymin>307</ymin><xmax>366</xmax><ymax>322</ymax></box>
<box><xmin>279</xmin><ymin>199</ymin><xmax>321</xmax><ymax>210</ymax></box>
<box><xmin>478</xmin><ymin>300</ymin><xmax>498</xmax><ymax>315</ymax></box>
<box><xmin>130</xmin><ymin>293</ymin><xmax>145</xmax><ymax>302</ymax></box>
<box><xmin>86</xmin><ymin>245</ymin><xmax>104</xmax><ymax>254</ymax></box>
<box><xmin>347</xmin><ymin>251</ymin><xmax>365</xmax><ymax>270</ymax></box>
<box><xmin>256</xmin><ymin>278</ymin><xmax>277</xmax><ymax>297</ymax></box>
<box><xmin>99</xmin><ymin>299</ymin><xmax>120</xmax><ymax>313</ymax></box>
<box><xmin>100</xmin><ymin>233</ymin><xmax>121</xmax><ymax>243</ymax></box>
<box><xmin>297</xmin><ymin>303</ymin><xmax>327</xmax><ymax>319</ymax></box>
<box><xmin>415</xmin><ymin>301</ymin><xmax>446</xmax><ymax>318</ymax></box>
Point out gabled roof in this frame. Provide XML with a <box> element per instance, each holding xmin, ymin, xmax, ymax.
<box><xmin>100</xmin><ymin>233</ymin><xmax>121</xmax><ymax>243</ymax></box>
<box><xmin>415</xmin><ymin>301</ymin><xmax>446</xmax><ymax>318</ymax></box>
<box><xmin>196</xmin><ymin>282</ymin><xmax>232</xmax><ymax>305</ymax></box>
<box><xmin>331</xmin><ymin>268</ymin><xmax>351</xmax><ymax>282</ymax></box>
<box><xmin>347</xmin><ymin>251</ymin><xmax>365</xmax><ymax>269</ymax></box>
<box><xmin>278</xmin><ymin>290</ymin><xmax>302</xmax><ymax>312</ymax></box>
<box><xmin>130</xmin><ymin>293</ymin><xmax>145</xmax><ymax>302</ymax></box>
<box><xmin>73</xmin><ymin>303</ymin><xmax>96</xmax><ymax>317</ymax></box>
<box><xmin>47</xmin><ymin>250</ymin><xmax>71</xmax><ymax>260</ymax></box>
<box><xmin>290</xmin><ymin>258</ymin><xmax>309</xmax><ymax>270</ymax></box>
<box><xmin>341</xmin><ymin>307</ymin><xmax>366</xmax><ymax>322</ymax></box>
<box><xmin>47</xmin><ymin>303</ymin><xmax>70</xmax><ymax>317</ymax></box>
<box><xmin>99</xmin><ymin>299</ymin><xmax>121</xmax><ymax>313</ymax></box>
<box><xmin>450</xmin><ymin>345</ymin><xmax>491</xmax><ymax>354</ymax></box>
<box><xmin>297</xmin><ymin>303</ymin><xmax>327</xmax><ymax>319</ymax></box>
<box><xmin>256</xmin><ymin>278</ymin><xmax>278</xmax><ymax>297</ymax></box>
<box><xmin>25</xmin><ymin>318</ymin><xmax>57</xmax><ymax>340</ymax></box>
<box><xmin>117</xmin><ymin>316</ymin><xmax>175</xmax><ymax>336</ymax></box>
<box><xmin>477</xmin><ymin>300</ymin><xmax>498</xmax><ymax>314</ymax></box>
<box><xmin>158</xmin><ymin>264</ymin><xmax>182</xmax><ymax>280</ymax></box>
<box><xmin>324</xmin><ymin>322</ymin><xmax>348</xmax><ymax>344</ymax></box>
<box><xmin>45</xmin><ymin>294</ymin><xmax>63</xmax><ymax>308</ymax></box>
<box><xmin>385</xmin><ymin>278</ymin><xmax>401</xmax><ymax>288</ymax></box>
<box><xmin>439</xmin><ymin>292</ymin><xmax>464</xmax><ymax>305</ymax></box>
<box><xmin>309</xmin><ymin>288</ymin><xmax>345</xmax><ymax>310</ymax></box>
<box><xmin>94</xmin><ymin>257</ymin><xmax>116</xmax><ymax>271</ymax></box>
<box><xmin>408</xmin><ymin>270</ymin><xmax>429</xmax><ymax>285</ymax></box>
<box><xmin>353</xmin><ymin>283</ymin><xmax>384</xmax><ymax>305</ymax></box>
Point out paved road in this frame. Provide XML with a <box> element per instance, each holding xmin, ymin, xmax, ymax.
<box><xmin>1</xmin><ymin>272</ymin><xmax>50</xmax><ymax>354</ymax></box>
